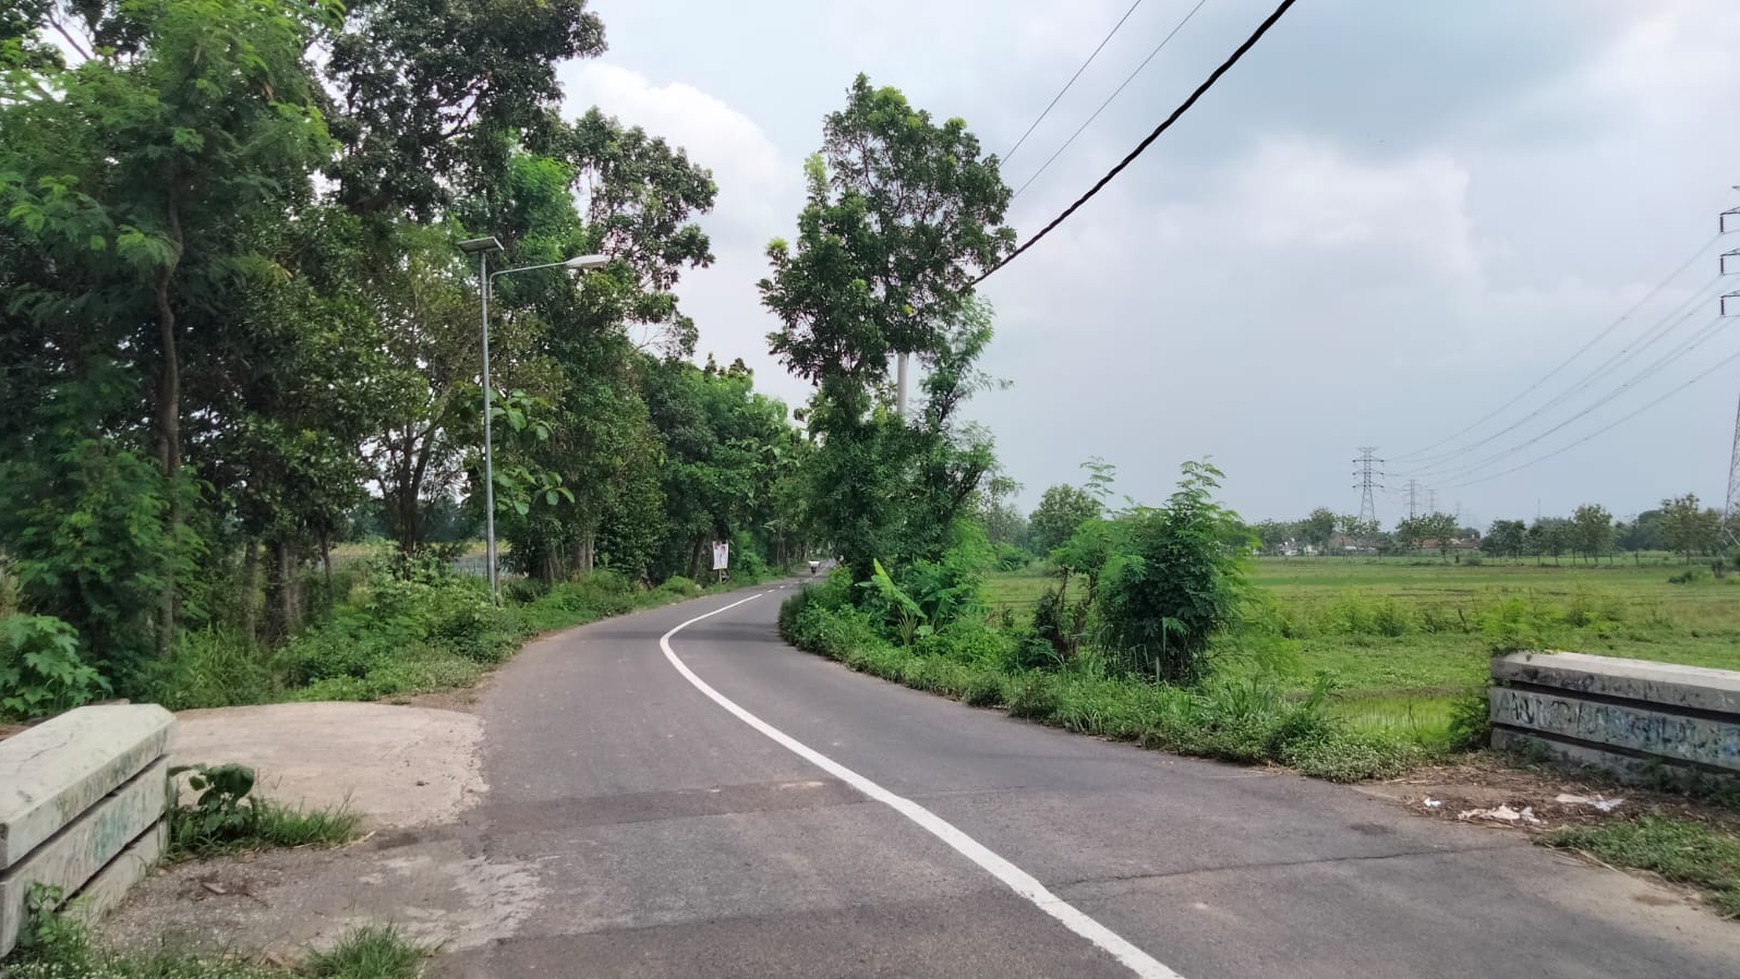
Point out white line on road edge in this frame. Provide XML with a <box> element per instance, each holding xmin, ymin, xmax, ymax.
<box><xmin>661</xmin><ymin>593</ymin><xmax>1185</xmax><ymax>979</ymax></box>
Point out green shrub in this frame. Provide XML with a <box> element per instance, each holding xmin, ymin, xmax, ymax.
<box><xmin>1446</xmin><ymin>688</ymin><xmax>1493</xmax><ymax>751</ymax></box>
<box><xmin>661</xmin><ymin>575</ymin><xmax>700</xmax><ymax>596</ymax></box>
<box><xmin>168</xmin><ymin>762</ymin><xmax>359</xmax><ymax>857</ymax></box>
<box><xmin>0</xmin><ymin>614</ymin><xmax>110</xmax><ymax>720</ymax></box>
<box><xmin>150</xmin><ymin>628</ymin><xmax>278</xmax><ymax>710</ymax></box>
<box><xmin>1007</xmin><ymin>671</ymin><xmax>1061</xmax><ymax>720</ymax></box>
<box><xmin>1098</xmin><ymin>461</ymin><xmax>1247</xmax><ymax>684</ymax></box>
<box><xmin>1479</xmin><ymin>594</ymin><xmax>1563</xmax><ymax>653</ymax></box>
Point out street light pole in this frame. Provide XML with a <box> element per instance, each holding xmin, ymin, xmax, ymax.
<box><xmin>458</xmin><ymin>237</ymin><xmax>608</xmax><ymax>604</ymax></box>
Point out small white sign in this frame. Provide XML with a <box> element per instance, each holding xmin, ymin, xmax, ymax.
<box><xmin>711</xmin><ymin>541</ymin><xmax>730</xmax><ymax>571</ymax></box>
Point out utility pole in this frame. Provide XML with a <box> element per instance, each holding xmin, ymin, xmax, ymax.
<box><xmin>895</xmin><ymin>352</ymin><xmax>909</xmax><ymax>419</ymax></box>
<box><xmin>1353</xmin><ymin>447</ymin><xmax>1383</xmax><ymax>527</ymax></box>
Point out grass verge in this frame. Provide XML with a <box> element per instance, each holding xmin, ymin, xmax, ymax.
<box><xmin>780</xmin><ymin>581</ymin><xmax>1422</xmax><ymax>782</ymax></box>
<box><xmin>3</xmin><ymin>895</ymin><xmax>427</xmax><ymax>979</ymax></box>
<box><xmin>147</xmin><ymin>565</ymin><xmax>789</xmax><ymax>712</ymax></box>
<box><xmin>1544</xmin><ymin>816</ymin><xmax>1740</xmax><ymax>917</ymax></box>
<box><xmin>169</xmin><ymin>800</ymin><xmax>363</xmax><ymax>859</ymax></box>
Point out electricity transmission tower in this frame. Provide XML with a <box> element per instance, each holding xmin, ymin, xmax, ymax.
<box><xmin>1405</xmin><ymin>479</ymin><xmax>1420</xmax><ymax>521</ymax></box>
<box><xmin>1725</xmin><ymin>394</ymin><xmax>1740</xmax><ymax>548</ymax></box>
<box><xmin>1353</xmin><ymin>447</ymin><xmax>1383</xmax><ymax>526</ymax></box>
<box><xmin>1426</xmin><ymin>488</ymin><xmax>1439</xmax><ymax>514</ymax></box>
<box><xmin>1724</xmin><ymin>196</ymin><xmax>1740</xmax><ymax>547</ymax></box>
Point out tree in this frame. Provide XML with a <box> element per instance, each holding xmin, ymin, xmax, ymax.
<box><xmin>1395</xmin><ymin>512</ymin><xmax>1457</xmax><ymax>560</ymax></box>
<box><xmin>1482</xmin><ymin>520</ymin><xmax>1527</xmax><ymax>560</ymax></box>
<box><xmin>1527</xmin><ymin>518</ymin><xmax>1570</xmax><ymax>565</ymax></box>
<box><xmin>1029</xmin><ymin>485</ymin><xmax>1103</xmax><ymax>554</ymax></box>
<box><xmin>1098</xmin><ymin>461</ymin><xmax>1248</xmax><ymax>685</ymax></box>
<box><xmin>759</xmin><ymin>75</ymin><xmax>1014</xmax><ymax>582</ymax></box>
<box><xmin>324</xmin><ymin>0</ymin><xmax>605</xmax><ymax>218</ymax></box>
<box><xmin>1299</xmin><ymin>507</ymin><xmax>1336</xmax><ymax>551</ymax></box>
<box><xmin>1569</xmin><ymin>504</ymin><xmax>1613</xmax><ymax>565</ymax></box>
<box><xmin>1660</xmin><ymin>493</ymin><xmax>1722</xmax><ymax>563</ymax></box>
<box><xmin>1</xmin><ymin>0</ymin><xmax>337</xmax><ymax>658</ymax></box>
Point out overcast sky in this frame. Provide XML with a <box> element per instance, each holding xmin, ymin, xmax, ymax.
<box><xmin>558</xmin><ymin>0</ymin><xmax>1740</xmax><ymax>528</ymax></box>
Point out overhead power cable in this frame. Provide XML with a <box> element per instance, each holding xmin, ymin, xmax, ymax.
<box><xmin>1393</xmin><ymin>274</ymin><xmax>1728</xmax><ymax>471</ymax></box>
<box><xmin>1001</xmin><ymin>0</ymin><xmax>1147</xmax><ymax>165</ymax></box>
<box><xmin>972</xmin><ymin>0</ymin><xmax>1297</xmax><ymax>288</ymax></box>
<box><xmin>1404</xmin><ymin>314</ymin><xmax>1730</xmax><ymax>482</ymax></box>
<box><xmin>1443</xmin><ymin>339</ymin><xmax>1740</xmax><ymax>490</ymax></box>
<box><xmin>1008</xmin><ymin>0</ymin><xmax>1212</xmax><ymax>200</ymax></box>
<box><xmin>1392</xmin><ymin>232</ymin><xmax>1721</xmax><ymax>462</ymax></box>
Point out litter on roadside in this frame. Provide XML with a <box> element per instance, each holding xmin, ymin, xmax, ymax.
<box><xmin>1422</xmin><ymin>797</ymin><xmax>1443</xmax><ymax>810</ymax></box>
<box><xmin>1458</xmin><ymin>804</ymin><xmax>1542</xmax><ymax>825</ymax></box>
<box><xmin>1554</xmin><ymin>793</ymin><xmax>1624</xmax><ymax>813</ymax></box>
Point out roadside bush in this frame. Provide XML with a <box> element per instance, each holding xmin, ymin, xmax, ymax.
<box><xmin>1479</xmin><ymin>594</ymin><xmax>1563</xmax><ymax>653</ymax></box>
<box><xmin>149</xmin><ymin>628</ymin><xmax>278</xmax><ymax>710</ymax></box>
<box><xmin>1446</xmin><ymin>688</ymin><xmax>1493</xmax><ymax>752</ymax></box>
<box><xmin>1098</xmin><ymin>461</ymin><xmax>1248</xmax><ymax>684</ymax></box>
<box><xmin>0</xmin><ymin>614</ymin><xmax>110</xmax><ymax>720</ymax></box>
<box><xmin>781</xmin><ymin>584</ymin><xmax>1430</xmax><ymax>783</ymax></box>
<box><xmin>660</xmin><ymin>575</ymin><xmax>700</xmax><ymax>596</ymax></box>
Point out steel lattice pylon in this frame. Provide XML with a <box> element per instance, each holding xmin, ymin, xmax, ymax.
<box><xmin>1724</xmin><ymin>394</ymin><xmax>1740</xmax><ymax>548</ymax></box>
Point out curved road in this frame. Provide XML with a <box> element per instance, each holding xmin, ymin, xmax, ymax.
<box><xmin>436</xmin><ymin>583</ymin><xmax>1739</xmax><ymax>977</ymax></box>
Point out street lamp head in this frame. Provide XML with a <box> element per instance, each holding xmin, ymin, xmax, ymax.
<box><xmin>458</xmin><ymin>236</ymin><xmax>504</xmax><ymax>255</ymax></box>
<box><xmin>563</xmin><ymin>254</ymin><xmax>609</xmax><ymax>270</ymax></box>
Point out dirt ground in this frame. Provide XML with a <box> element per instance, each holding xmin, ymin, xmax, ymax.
<box><xmin>168</xmin><ymin>702</ymin><xmax>485</xmax><ymax>829</ymax></box>
<box><xmin>100</xmin><ymin>701</ymin><xmax>510</xmax><ymax>965</ymax></box>
<box><xmin>1359</xmin><ymin>751</ymin><xmax>1740</xmax><ymax>834</ymax></box>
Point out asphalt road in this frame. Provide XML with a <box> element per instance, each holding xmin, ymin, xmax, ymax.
<box><xmin>435</xmin><ymin>582</ymin><xmax>1740</xmax><ymax>978</ymax></box>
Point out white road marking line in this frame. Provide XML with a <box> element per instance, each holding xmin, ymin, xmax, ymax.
<box><xmin>660</xmin><ymin>592</ymin><xmax>1185</xmax><ymax>979</ymax></box>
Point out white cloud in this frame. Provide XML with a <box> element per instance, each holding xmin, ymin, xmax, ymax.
<box><xmin>558</xmin><ymin>61</ymin><xmax>796</xmax><ymax>235</ymax></box>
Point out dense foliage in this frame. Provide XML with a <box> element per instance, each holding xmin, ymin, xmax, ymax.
<box><xmin>0</xmin><ymin>0</ymin><xmax>807</xmax><ymax>716</ymax></box>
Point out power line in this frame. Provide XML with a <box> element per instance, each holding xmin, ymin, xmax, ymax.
<box><xmin>1008</xmin><ymin>0</ymin><xmax>1212</xmax><ymax>200</ymax></box>
<box><xmin>973</xmin><ymin>0</ymin><xmax>1297</xmax><ymax>287</ymax></box>
<box><xmin>1001</xmin><ymin>0</ymin><xmax>1147</xmax><ymax>165</ymax></box>
<box><xmin>1393</xmin><ymin>276</ymin><xmax>1728</xmax><ymax>472</ymax></box>
<box><xmin>1443</xmin><ymin>340</ymin><xmax>1740</xmax><ymax>490</ymax></box>
<box><xmin>1410</xmin><ymin>315</ymin><xmax>1731</xmax><ymax>482</ymax></box>
<box><xmin>1393</xmin><ymin>233</ymin><xmax>1721</xmax><ymax>462</ymax></box>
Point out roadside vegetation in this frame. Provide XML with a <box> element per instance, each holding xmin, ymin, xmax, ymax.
<box><xmin>166</xmin><ymin>763</ymin><xmax>361</xmax><ymax>858</ymax></box>
<box><xmin>2</xmin><ymin>893</ymin><xmax>428</xmax><ymax>979</ymax></box>
<box><xmin>1547</xmin><ymin>816</ymin><xmax>1740</xmax><ymax>917</ymax></box>
<box><xmin>0</xmin><ymin>0</ymin><xmax>808</xmax><ymax>724</ymax></box>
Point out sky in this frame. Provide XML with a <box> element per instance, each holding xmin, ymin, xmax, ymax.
<box><xmin>555</xmin><ymin>0</ymin><xmax>1740</xmax><ymax>528</ymax></box>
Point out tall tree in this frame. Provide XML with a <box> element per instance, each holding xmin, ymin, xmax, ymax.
<box><xmin>1569</xmin><ymin>504</ymin><xmax>1613</xmax><ymax>565</ymax></box>
<box><xmin>1</xmin><ymin>0</ymin><xmax>336</xmax><ymax>660</ymax></box>
<box><xmin>1660</xmin><ymin>493</ymin><xmax>1721</xmax><ymax>563</ymax></box>
<box><xmin>1029</xmin><ymin>485</ymin><xmax>1103</xmax><ymax>554</ymax></box>
<box><xmin>760</xmin><ymin>75</ymin><xmax>1014</xmax><ymax>581</ymax></box>
<box><xmin>1482</xmin><ymin>519</ymin><xmax>1527</xmax><ymax>560</ymax></box>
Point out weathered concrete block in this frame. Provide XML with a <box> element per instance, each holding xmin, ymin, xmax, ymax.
<box><xmin>64</xmin><ymin>820</ymin><xmax>166</xmax><ymax>928</ymax></box>
<box><xmin>0</xmin><ymin>705</ymin><xmax>173</xmax><ymax>869</ymax></box>
<box><xmin>1493</xmin><ymin>651</ymin><xmax>1740</xmax><ymax>715</ymax></box>
<box><xmin>1490</xmin><ymin>729</ymin><xmax>1737</xmax><ymax>788</ymax></box>
<box><xmin>1490</xmin><ymin>687</ymin><xmax>1740</xmax><ymax>772</ymax></box>
<box><xmin>0</xmin><ymin>758</ymin><xmax>168</xmax><ymax>955</ymax></box>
